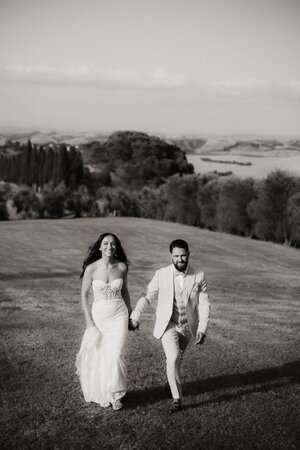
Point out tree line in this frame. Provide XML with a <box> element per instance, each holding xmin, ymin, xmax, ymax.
<box><xmin>0</xmin><ymin>140</ymin><xmax>83</xmax><ymax>188</ymax></box>
<box><xmin>96</xmin><ymin>170</ymin><xmax>299</xmax><ymax>247</ymax></box>
<box><xmin>0</xmin><ymin>132</ymin><xmax>299</xmax><ymax>247</ymax></box>
<box><xmin>0</xmin><ymin>169</ymin><xmax>299</xmax><ymax>247</ymax></box>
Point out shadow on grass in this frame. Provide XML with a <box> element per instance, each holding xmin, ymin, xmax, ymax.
<box><xmin>125</xmin><ymin>359</ymin><xmax>300</xmax><ymax>409</ymax></box>
<box><xmin>0</xmin><ymin>271</ymin><xmax>79</xmax><ymax>281</ymax></box>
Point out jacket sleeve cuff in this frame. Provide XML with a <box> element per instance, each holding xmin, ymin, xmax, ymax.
<box><xmin>130</xmin><ymin>295</ymin><xmax>151</xmax><ymax>323</ymax></box>
<box><xmin>197</xmin><ymin>322</ymin><xmax>207</xmax><ymax>335</ymax></box>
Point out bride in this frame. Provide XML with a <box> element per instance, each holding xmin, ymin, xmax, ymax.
<box><xmin>76</xmin><ymin>233</ymin><xmax>132</xmax><ymax>410</ymax></box>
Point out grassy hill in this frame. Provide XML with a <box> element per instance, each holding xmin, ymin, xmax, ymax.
<box><xmin>0</xmin><ymin>217</ymin><xmax>299</xmax><ymax>449</ymax></box>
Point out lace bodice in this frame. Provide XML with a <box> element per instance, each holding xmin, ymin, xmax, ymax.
<box><xmin>92</xmin><ymin>278</ymin><xmax>124</xmax><ymax>302</ymax></box>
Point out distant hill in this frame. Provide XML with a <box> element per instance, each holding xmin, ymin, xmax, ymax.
<box><xmin>166</xmin><ymin>137</ymin><xmax>206</xmax><ymax>153</ymax></box>
<box><xmin>183</xmin><ymin>137</ymin><xmax>300</xmax><ymax>178</ymax></box>
<box><xmin>0</xmin><ymin>129</ymin><xmax>109</xmax><ymax>147</ymax></box>
<box><xmin>164</xmin><ymin>135</ymin><xmax>300</xmax><ymax>178</ymax></box>
<box><xmin>1</xmin><ymin>129</ymin><xmax>300</xmax><ymax>179</ymax></box>
<box><xmin>167</xmin><ymin>135</ymin><xmax>300</xmax><ymax>156</ymax></box>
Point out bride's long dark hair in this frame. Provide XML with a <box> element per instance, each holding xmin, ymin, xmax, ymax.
<box><xmin>80</xmin><ymin>233</ymin><xmax>129</xmax><ymax>279</ymax></box>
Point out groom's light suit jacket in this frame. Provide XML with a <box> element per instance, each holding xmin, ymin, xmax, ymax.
<box><xmin>131</xmin><ymin>265</ymin><xmax>211</xmax><ymax>339</ymax></box>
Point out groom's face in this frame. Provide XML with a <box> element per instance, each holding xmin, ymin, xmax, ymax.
<box><xmin>170</xmin><ymin>247</ymin><xmax>190</xmax><ymax>272</ymax></box>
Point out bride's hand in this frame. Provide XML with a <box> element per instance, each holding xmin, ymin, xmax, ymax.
<box><xmin>131</xmin><ymin>319</ymin><xmax>139</xmax><ymax>331</ymax></box>
<box><xmin>128</xmin><ymin>318</ymin><xmax>139</xmax><ymax>331</ymax></box>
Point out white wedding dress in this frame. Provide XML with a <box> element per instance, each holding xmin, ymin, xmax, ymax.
<box><xmin>76</xmin><ymin>278</ymin><xmax>128</xmax><ymax>406</ymax></box>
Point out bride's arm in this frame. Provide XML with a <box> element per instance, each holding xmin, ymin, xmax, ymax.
<box><xmin>81</xmin><ymin>265</ymin><xmax>95</xmax><ymax>328</ymax></box>
<box><xmin>130</xmin><ymin>271</ymin><xmax>159</xmax><ymax>324</ymax></box>
<box><xmin>121</xmin><ymin>271</ymin><xmax>132</xmax><ymax>316</ymax></box>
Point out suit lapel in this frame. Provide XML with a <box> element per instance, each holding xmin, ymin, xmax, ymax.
<box><xmin>167</xmin><ymin>265</ymin><xmax>174</xmax><ymax>301</ymax></box>
<box><xmin>166</xmin><ymin>265</ymin><xmax>196</xmax><ymax>305</ymax></box>
<box><xmin>185</xmin><ymin>269</ymin><xmax>196</xmax><ymax>306</ymax></box>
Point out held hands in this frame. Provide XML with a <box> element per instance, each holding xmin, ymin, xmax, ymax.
<box><xmin>194</xmin><ymin>331</ymin><xmax>206</xmax><ymax>345</ymax></box>
<box><xmin>128</xmin><ymin>318</ymin><xmax>140</xmax><ymax>331</ymax></box>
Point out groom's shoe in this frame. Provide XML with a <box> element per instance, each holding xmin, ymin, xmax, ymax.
<box><xmin>168</xmin><ymin>399</ymin><xmax>181</xmax><ymax>413</ymax></box>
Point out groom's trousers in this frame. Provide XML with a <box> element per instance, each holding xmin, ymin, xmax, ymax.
<box><xmin>161</xmin><ymin>321</ymin><xmax>192</xmax><ymax>400</ymax></box>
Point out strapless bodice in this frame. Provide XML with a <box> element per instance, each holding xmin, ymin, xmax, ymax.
<box><xmin>92</xmin><ymin>278</ymin><xmax>123</xmax><ymax>302</ymax></box>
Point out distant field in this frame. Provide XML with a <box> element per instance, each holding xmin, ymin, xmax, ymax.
<box><xmin>187</xmin><ymin>153</ymin><xmax>300</xmax><ymax>178</ymax></box>
<box><xmin>1</xmin><ymin>217</ymin><xmax>299</xmax><ymax>449</ymax></box>
<box><xmin>185</xmin><ymin>136</ymin><xmax>300</xmax><ymax>178</ymax></box>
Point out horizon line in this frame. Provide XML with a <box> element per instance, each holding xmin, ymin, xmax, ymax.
<box><xmin>0</xmin><ymin>125</ymin><xmax>300</xmax><ymax>141</ymax></box>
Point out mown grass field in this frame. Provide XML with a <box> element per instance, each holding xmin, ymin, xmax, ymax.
<box><xmin>0</xmin><ymin>217</ymin><xmax>299</xmax><ymax>449</ymax></box>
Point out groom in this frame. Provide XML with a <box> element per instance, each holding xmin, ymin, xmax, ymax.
<box><xmin>130</xmin><ymin>239</ymin><xmax>211</xmax><ymax>412</ymax></box>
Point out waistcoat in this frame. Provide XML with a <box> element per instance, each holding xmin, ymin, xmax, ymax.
<box><xmin>170</xmin><ymin>275</ymin><xmax>188</xmax><ymax>327</ymax></box>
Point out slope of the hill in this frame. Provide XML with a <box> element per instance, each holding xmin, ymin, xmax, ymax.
<box><xmin>0</xmin><ymin>217</ymin><xmax>299</xmax><ymax>449</ymax></box>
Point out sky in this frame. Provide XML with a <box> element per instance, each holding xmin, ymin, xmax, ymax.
<box><xmin>0</xmin><ymin>0</ymin><xmax>300</xmax><ymax>136</ymax></box>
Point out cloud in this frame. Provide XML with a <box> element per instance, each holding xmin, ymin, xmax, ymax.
<box><xmin>1</xmin><ymin>65</ymin><xmax>300</xmax><ymax>101</ymax></box>
<box><xmin>205</xmin><ymin>79</ymin><xmax>300</xmax><ymax>101</ymax></box>
<box><xmin>0</xmin><ymin>65</ymin><xmax>187</xmax><ymax>89</ymax></box>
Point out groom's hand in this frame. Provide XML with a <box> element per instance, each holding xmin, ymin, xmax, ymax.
<box><xmin>194</xmin><ymin>332</ymin><xmax>205</xmax><ymax>345</ymax></box>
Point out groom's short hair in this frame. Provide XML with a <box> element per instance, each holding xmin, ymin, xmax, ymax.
<box><xmin>169</xmin><ymin>239</ymin><xmax>189</xmax><ymax>253</ymax></box>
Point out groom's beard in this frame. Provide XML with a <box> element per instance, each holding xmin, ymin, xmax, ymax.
<box><xmin>173</xmin><ymin>260</ymin><xmax>188</xmax><ymax>272</ymax></box>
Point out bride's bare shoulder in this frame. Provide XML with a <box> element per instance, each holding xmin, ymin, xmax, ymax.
<box><xmin>85</xmin><ymin>261</ymin><xmax>99</xmax><ymax>275</ymax></box>
<box><xmin>117</xmin><ymin>262</ymin><xmax>128</xmax><ymax>274</ymax></box>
